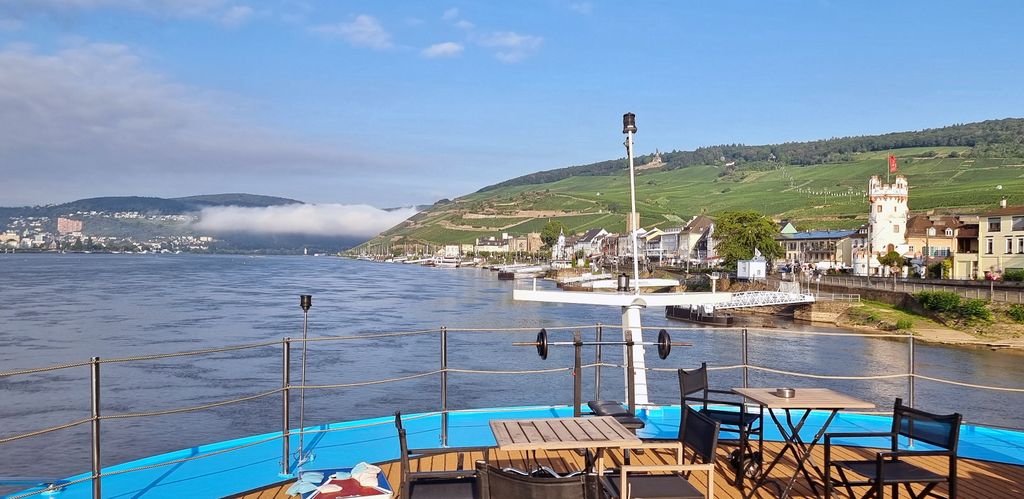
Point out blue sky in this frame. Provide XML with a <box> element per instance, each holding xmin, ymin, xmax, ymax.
<box><xmin>1</xmin><ymin>1</ymin><xmax>1022</xmax><ymax>208</ymax></box>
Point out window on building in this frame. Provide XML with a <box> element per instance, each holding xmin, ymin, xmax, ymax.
<box><xmin>1008</xmin><ymin>238</ymin><xmax>1014</xmax><ymax>254</ymax></box>
<box><xmin>908</xmin><ymin>245</ymin><xmax>914</xmax><ymax>252</ymax></box>
<box><xmin>945</xmin><ymin>228</ymin><xmax>953</xmax><ymax>237</ymax></box>
<box><xmin>988</xmin><ymin>217</ymin><xmax>1001</xmax><ymax>232</ymax></box>
<box><xmin>893</xmin><ymin>224</ymin><xmax>899</xmax><ymax>233</ymax></box>
<box><xmin>1019</xmin><ymin>237</ymin><xmax>1024</xmax><ymax>254</ymax></box>
<box><xmin>927</xmin><ymin>227</ymin><xmax>936</xmax><ymax>236</ymax></box>
<box><xmin>876</xmin><ymin>205</ymin><xmax>882</xmax><ymax>213</ymax></box>
<box><xmin>986</xmin><ymin>238</ymin><xmax>994</xmax><ymax>254</ymax></box>
<box><xmin>1014</xmin><ymin>216</ymin><xmax>1024</xmax><ymax>231</ymax></box>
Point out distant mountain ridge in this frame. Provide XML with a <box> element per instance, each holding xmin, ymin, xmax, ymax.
<box><xmin>479</xmin><ymin>118</ymin><xmax>1024</xmax><ymax>192</ymax></box>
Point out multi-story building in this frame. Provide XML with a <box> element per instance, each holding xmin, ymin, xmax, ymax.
<box><xmin>905</xmin><ymin>215</ymin><xmax>959</xmax><ymax>260</ymax></box>
<box><xmin>679</xmin><ymin>215</ymin><xmax>716</xmax><ymax>263</ymax></box>
<box><xmin>777</xmin><ymin>230</ymin><xmax>857</xmax><ymax>268</ymax></box>
<box><xmin>572</xmin><ymin>228</ymin><xmax>610</xmax><ymax>257</ymax></box>
<box><xmin>977</xmin><ymin>203</ymin><xmax>1024</xmax><ymax>278</ymax></box>
<box><xmin>57</xmin><ymin>217</ymin><xmax>83</xmax><ymax>235</ymax></box>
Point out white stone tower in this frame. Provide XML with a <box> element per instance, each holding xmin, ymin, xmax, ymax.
<box><xmin>866</xmin><ymin>175</ymin><xmax>909</xmax><ymax>274</ymax></box>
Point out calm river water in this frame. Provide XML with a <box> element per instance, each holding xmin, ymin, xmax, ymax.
<box><xmin>0</xmin><ymin>254</ymin><xmax>1021</xmax><ymax>482</ymax></box>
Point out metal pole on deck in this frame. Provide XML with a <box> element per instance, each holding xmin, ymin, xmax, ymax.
<box><xmin>281</xmin><ymin>337</ymin><xmax>291</xmax><ymax>475</ymax></box>
<box><xmin>742</xmin><ymin>329</ymin><xmax>749</xmax><ymax>389</ymax></box>
<box><xmin>594</xmin><ymin>324</ymin><xmax>603</xmax><ymax>401</ymax></box>
<box><xmin>90</xmin><ymin>357</ymin><xmax>101</xmax><ymax>499</ymax></box>
<box><xmin>573</xmin><ymin>331</ymin><xmax>583</xmax><ymax>417</ymax></box>
<box><xmin>908</xmin><ymin>335</ymin><xmax>916</xmax><ymax>408</ymax></box>
<box><xmin>441</xmin><ymin>326</ymin><xmax>449</xmax><ymax>447</ymax></box>
<box><xmin>625</xmin><ymin>340</ymin><xmax>636</xmax><ymax>415</ymax></box>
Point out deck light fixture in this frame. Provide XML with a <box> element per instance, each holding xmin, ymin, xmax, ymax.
<box><xmin>296</xmin><ymin>294</ymin><xmax>314</xmax><ymax>468</ymax></box>
<box><xmin>617</xmin><ymin>273</ymin><xmax>630</xmax><ymax>292</ymax></box>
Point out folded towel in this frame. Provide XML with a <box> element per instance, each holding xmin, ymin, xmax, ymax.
<box><xmin>351</xmin><ymin>462</ymin><xmax>382</xmax><ymax>487</ymax></box>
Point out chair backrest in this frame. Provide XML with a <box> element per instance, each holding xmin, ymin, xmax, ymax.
<box><xmin>890</xmin><ymin>398</ymin><xmax>963</xmax><ymax>451</ymax></box>
<box><xmin>678</xmin><ymin>363</ymin><xmax>710</xmax><ymax>404</ymax></box>
<box><xmin>678</xmin><ymin>404</ymin><xmax>720</xmax><ymax>464</ymax></box>
<box><xmin>477</xmin><ymin>462</ymin><xmax>589</xmax><ymax>499</ymax></box>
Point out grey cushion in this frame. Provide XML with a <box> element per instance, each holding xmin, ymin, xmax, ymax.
<box><xmin>408</xmin><ymin>478</ymin><xmax>478</xmax><ymax>499</ymax></box>
<box><xmin>605</xmin><ymin>474</ymin><xmax>704</xmax><ymax>499</ymax></box>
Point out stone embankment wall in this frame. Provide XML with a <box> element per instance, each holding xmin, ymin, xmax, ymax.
<box><xmin>793</xmin><ymin>301</ymin><xmax>853</xmax><ymax>323</ymax></box>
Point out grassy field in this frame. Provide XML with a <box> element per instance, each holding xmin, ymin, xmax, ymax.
<box><xmin>360</xmin><ymin>148</ymin><xmax>1024</xmax><ymax>249</ymax></box>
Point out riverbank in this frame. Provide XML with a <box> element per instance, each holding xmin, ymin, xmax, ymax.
<box><xmin>815</xmin><ymin>300</ymin><xmax>1023</xmax><ymax>350</ymax></box>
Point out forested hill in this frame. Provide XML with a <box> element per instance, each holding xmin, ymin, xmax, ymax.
<box><xmin>480</xmin><ymin>118</ymin><xmax>1024</xmax><ymax>192</ymax></box>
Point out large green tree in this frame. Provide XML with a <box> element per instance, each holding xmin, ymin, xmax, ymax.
<box><xmin>540</xmin><ymin>220</ymin><xmax>566</xmax><ymax>249</ymax></box>
<box><xmin>876</xmin><ymin>251</ymin><xmax>907</xmax><ymax>274</ymax></box>
<box><xmin>713</xmin><ymin>211</ymin><xmax>783</xmax><ymax>267</ymax></box>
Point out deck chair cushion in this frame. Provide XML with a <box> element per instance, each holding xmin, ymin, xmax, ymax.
<box><xmin>407</xmin><ymin>478</ymin><xmax>478</xmax><ymax>499</ymax></box>
<box><xmin>588</xmin><ymin>400</ymin><xmax>646</xmax><ymax>429</ymax></box>
<box><xmin>480</xmin><ymin>463</ymin><xmax>589</xmax><ymax>499</ymax></box>
<box><xmin>604</xmin><ymin>474</ymin><xmax>704</xmax><ymax>499</ymax></box>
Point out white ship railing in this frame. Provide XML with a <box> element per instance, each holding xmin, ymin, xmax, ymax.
<box><xmin>1</xmin><ymin>325</ymin><xmax>1023</xmax><ymax>499</ymax></box>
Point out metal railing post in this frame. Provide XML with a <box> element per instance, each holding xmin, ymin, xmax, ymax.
<box><xmin>908</xmin><ymin>335</ymin><xmax>916</xmax><ymax>409</ymax></box>
<box><xmin>440</xmin><ymin>326</ymin><xmax>448</xmax><ymax>447</ymax></box>
<box><xmin>625</xmin><ymin>339</ymin><xmax>636</xmax><ymax>415</ymax></box>
<box><xmin>573</xmin><ymin>331</ymin><xmax>583</xmax><ymax>417</ymax></box>
<box><xmin>90</xmin><ymin>357</ymin><xmax>101</xmax><ymax>499</ymax></box>
<box><xmin>281</xmin><ymin>337</ymin><xmax>291</xmax><ymax>476</ymax></box>
<box><xmin>594</xmin><ymin>323</ymin><xmax>603</xmax><ymax>401</ymax></box>
<box><xmin>742</xmin><ymin>328</ymin><xmax>749</xmax><ymax>389</ymax></box>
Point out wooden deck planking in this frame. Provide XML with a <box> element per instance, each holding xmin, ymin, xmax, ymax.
<box><xmin>237</xmin><ymin>442</ymin><xmax>1024</xmax><ymax>498</ymax></box>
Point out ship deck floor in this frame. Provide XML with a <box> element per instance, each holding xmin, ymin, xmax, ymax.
<box><xmin>238</xmin><ymin>441</ymin><xmax>1024</xmax><ymax>498</ymax></box>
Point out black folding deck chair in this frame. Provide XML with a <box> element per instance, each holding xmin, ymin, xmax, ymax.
<box><xmin>824</xmin><ymin>398</ymin><xmax>962</xmax><ymax>499</ymax></box>
<box><xmin>395</xmin><ymin>412</ymin><xmax>488</xmax><ymax>499</ymax></box>
<box><xmin>679</xmin><ymin>363</ymin><xmax>764</xmax><ymax>487</ymax></box>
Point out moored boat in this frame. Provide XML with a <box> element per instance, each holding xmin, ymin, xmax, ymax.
<box><xmin>665</xmin><ymin>304</ymin><xmax>735</xmax><ymax>326</ymax></box>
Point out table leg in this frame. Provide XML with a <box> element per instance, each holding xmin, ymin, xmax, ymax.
<box><xmin>776</xmin><ymin>409</ymin><xmax>840</xmax><ymax>498</ymax></box>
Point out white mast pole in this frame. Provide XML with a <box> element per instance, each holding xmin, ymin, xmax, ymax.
<box><xmin>621</xmin><ymin>113</ymin><xmax>648</xmax><ymax>406</ymax></box>
<box><xmin>624</xmin><ymin>113</ymin><xmax>640</xmax><ymax>295</ymax></box>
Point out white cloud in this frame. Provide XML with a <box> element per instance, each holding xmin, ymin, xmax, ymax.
<box><xmin>454</xmin><ymin>19</ymin><xmax>474</xmax><ymax>30</ymax></box>
<box><xmin>476</xmin><ymin>31</ymin><xmax>542</xmax><ymax>63</ymax></box>
<box><xmin>568</xmin><ymin>2</ymin><xmax>592</xmax><ymax>15</ymax></box>
<box><xmin>312</xmin><ymin>15</ymin><xmax>393</xmax><ymax>50</ymax></box>
<box><xmin>193</xmin><ymin>204</ymin><xmax>418</xmax><ymax>237</ymax></box>
<box><xmin>421</xmin><ymin>41</ymin><xmax>463</xmax><ymax>59</ymax></box>
<box><xmin>220</xmin><ymin>5</ymin><xmax>252</xmax><ymax>27</ymax></box>
<box><xmin>0</xmin><ymin>43</ymin><xmax>376</xmax><ymax>205</ymax></box>
<box><xmin>441</xmin><ymin>7</ymin><xmax>458</xmax><ymax>21</ymax></box>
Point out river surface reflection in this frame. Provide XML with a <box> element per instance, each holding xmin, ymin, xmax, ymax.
<box><xmin>0</xmin><ymin>254</ymin><xmax>1020</xmax><ymax>482</ymax></box>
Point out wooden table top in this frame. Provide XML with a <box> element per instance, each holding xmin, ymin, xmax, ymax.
<box><xmin>732</xmin><ymin>387</ymin><xmax>876</xmax><ymax>410</ymax></box>
<box><xmin>489</xmin><ymin>416</ymin><xmax>641</xmax><ymax>451</ymax></box>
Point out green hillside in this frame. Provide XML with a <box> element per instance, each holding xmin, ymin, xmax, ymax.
<box><xmin>359</xmin><ymin>120</ymin><xmax>1024</xmax><ymax>251</ymax></box>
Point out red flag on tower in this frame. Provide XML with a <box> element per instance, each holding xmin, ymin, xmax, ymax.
<box><xmin>888</xmin><ymin>154</ymin><xmax>898</xmax><ymax>174</ymax></box>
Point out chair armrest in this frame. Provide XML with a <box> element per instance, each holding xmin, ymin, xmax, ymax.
<box><xmin>877</xmin><ymin>450</ymin><xmax>955</xmax><ymax>460</ymax></box>
<box><xmin>824</xmin><ymin>431</ymin><xmax>895</xmax><ymax>443</ymax></box>
<box><xmin>408</xmin><ymin>469</ymin><xmax>478</xmax><ymax>480</ymax></box>
<box><xmin>407</xmin><ymin>445</ymin><xmax>492</xmax><ymax>456</ymax></box>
